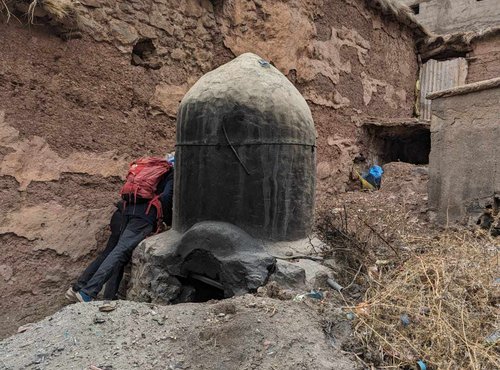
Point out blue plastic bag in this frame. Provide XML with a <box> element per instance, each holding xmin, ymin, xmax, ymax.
<box><xmin>363</xmin><ymin>165</ymin><xmax>383</xmax><ymax>189</ymax></box>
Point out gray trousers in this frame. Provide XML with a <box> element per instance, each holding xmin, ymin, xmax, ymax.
<box><xmin>81</xmin><ymin>216</ymin><xmax>153</xmax><ymax>298</ymax></box>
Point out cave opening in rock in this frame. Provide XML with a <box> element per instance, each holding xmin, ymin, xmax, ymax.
<box><xmin>175</xmin><ymin>275</ymin><xmax>225</xmax><ymax>303</ymax></box>
<box><xmin>131</xmin><ymin>38</ymin><xmax>157</xmax><ymax>67</ymax></box>
<box><xmin>363</xmin><ymin>122</ymin><xmax>431</xmax><ymax>165</ymax></box>
<box><xmin>176</xmin><ymin>249</ymin><xmax>227</xmax><ymax>303</ymax></box>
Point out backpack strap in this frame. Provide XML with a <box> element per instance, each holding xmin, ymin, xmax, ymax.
<box><xmin>146</xmin><ymin>195</ymin><xmax>163</xmax><ymax>233</ymax></box>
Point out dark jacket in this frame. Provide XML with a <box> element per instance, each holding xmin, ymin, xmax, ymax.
<box><xmin>124</xmin><ymin>169</ymin><xmax>174</xmax><ymax>226</ymax></box>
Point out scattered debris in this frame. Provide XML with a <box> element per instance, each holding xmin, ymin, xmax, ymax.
<box><xmin>273</xmin><ymin>254</ymin><xmax>324</xmax><ymax>262</ymax></box>
<box><xmin>98</xmin><ymin>302</ymin><xmax>117</xmax><ymax>312</ymax></box>
<box><xmin>16</xmin><ymin>324</ymin><xmax>34</xmax><ymax>334</ymax></box>
<box><xmin>417</xmin><ymin>360</ymin><xmax>427</xmax><ymax>370</ymax></box>
<box><xmin>400</xmin><ymin>313</ymin><xmax>410</xmax><ymax>327</ymax></box>
<box><xmin>327</xmin><ymin>278</ymin><xmax>344</xmax><ymax>292</ymax></box>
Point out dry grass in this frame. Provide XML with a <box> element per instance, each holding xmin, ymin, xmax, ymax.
<box><xmin>317</xmin><ymin>205</ymin><xmax>499</xmax><ymax>369</ymax></box>
<box><xmin>353</xmin><ymin>231</ymin><xmax>499</xmax><ymax>369</ymax></box>
<box><xmin>1</xmin><ymin>0</ymin><xmax>13</xmax><ymax>22</ymax></box>
<box><xmin>41</xmin><ymin>0</ymin><xmax>74</xmax><ymax>19</ymax></box>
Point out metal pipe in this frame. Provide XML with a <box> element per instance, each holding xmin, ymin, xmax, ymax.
<box><xmin>190</xmin><ymin>274</ymin><xmax>224</xmax><ymax>290</ymax></box>
<box><xmin>327</xmin><ymin>278</ymin><xmax>344</xmax><ymax>292</ymax></box>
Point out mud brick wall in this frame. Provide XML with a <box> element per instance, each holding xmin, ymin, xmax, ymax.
<box><xmin>0</xmin><ymin>0</ymin><xmax>418</xmax><ymax>338</ymax></box>
<box><xmin>428</xmin><ymin>83</ymin><xmax>500</xmax><ymax>224</ymax></box>
<box><xmin>468</xmin><ymin>35</ymin><xmax>500</xmax><ymax>83</ymax></box>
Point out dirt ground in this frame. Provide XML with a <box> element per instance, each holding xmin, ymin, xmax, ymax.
<box><xmin>0</xmin><ymin>295</ymin><xmax>358</xmax><ymax>370</ymax></box>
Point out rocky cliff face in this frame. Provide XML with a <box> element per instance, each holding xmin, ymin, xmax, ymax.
<box><xmin>0</xmin><ymin>0</ymin><xmax>418</xmax><ymax>338</ymax></box>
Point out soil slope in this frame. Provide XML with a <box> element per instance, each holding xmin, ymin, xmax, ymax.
<box><xmin>0</xmin><ymin>295</ymin><xmax>357</xmax><ymax>370</ymax></box>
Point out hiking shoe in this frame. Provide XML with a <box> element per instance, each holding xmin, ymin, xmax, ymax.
<box><xmin>75</xmin><ymin>291</ymin><xmax>92</xmax><ymax>303</ymax></box>
<box><xmin>65</xmin><ymin>287</ymin><xmax>78</xmax><ymax>302</ymax></box>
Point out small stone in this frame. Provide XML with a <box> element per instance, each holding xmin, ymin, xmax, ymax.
<box><xmin>109</xmin><ymin>19</ymin><xmax>138</xmax><ymax>45</ymax></box>
<box><xmin>269</xmin><ymin>260</ymin><xmax>306</xmax><ymax>290</ymax></box>
<box><xmin>171</xmin><ymin>48</ymin><xmax>187</xmax><ymax>61</ymax></box>
<box><xmin>149</xmin><ymin>13</ymin><xmax>174</xmax><ymax>35</ymax></box>
<box><xmin>316</xmin><ymin>161</ymin><xmax>331</xmax><ymax>180</ymax></box>
<box><xmin>0</xmin><ymin>264</ymin><xmax>13</xmax><ymax>282</ymax></box>
<box><xmin>99</xmin><ymin>302</ymin><xmax>117</xmax><ymax>312</ymax></box>
<box><xmin>17</xmin><ymin>323</ymin><xmax>33</xmax><ymax>333</ymax></box>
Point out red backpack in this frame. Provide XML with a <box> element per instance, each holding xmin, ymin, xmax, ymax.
<box><xmin>120</xmin><ymin>157</ymin><xmax>172</xmax><ymax>222</ymax></box>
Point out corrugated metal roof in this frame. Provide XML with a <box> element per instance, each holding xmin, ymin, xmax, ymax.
<box><xmin>419</xmin><ymin>58</ymin><xmax>468</xmax><ymax>120</ymax></box>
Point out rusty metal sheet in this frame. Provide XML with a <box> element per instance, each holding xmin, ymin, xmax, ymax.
<box><xmin>419</xmin><ymin>58</ymin><xmax>468</xmax><ymax>120</ymax></box>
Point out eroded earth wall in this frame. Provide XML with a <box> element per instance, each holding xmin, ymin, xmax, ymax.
<box><xmin>0</xmin><ymin>0</ymin><xmax>417</xmax><ymax>338</ymax></box>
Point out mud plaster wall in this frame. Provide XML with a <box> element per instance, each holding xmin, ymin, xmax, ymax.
<box><xmin>468</xmin><ymin>36</ymin><xmax>500</xmax><ymax>84</ymax></box>
<box><xmin>428</xmin><ymin>87</ymin><xmax>500</xmax><ymax>225</ymax></box>
<box><xmin>0</xmin><ymin>0</ymin><xmax>417</xmax><ymax>338</ymax></box>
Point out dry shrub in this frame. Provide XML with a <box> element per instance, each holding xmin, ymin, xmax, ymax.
<box><xmin>1</xmin><ymin>0</ymin><xmax>13</xmax><ymax>21</ymax></box>
<box><xmin>316</xmin><ymin>206</ymin><xmax>499</xmax><ymax>368</ymax></box>
<box><xmin>316</xmin><ymin>209</ymin><xmax>373</xmax><ymax>288</ymax></box>
<box><xmin>40</xmin><ymin>0</ymin><xmax>74</xmax><ymax>19</ymax></box>
<box><xmin>315</xmin><ymin>207</ymin><xmax>403</xmax><ymax>287</ymax></box>
<box><xmin>1</xmin><ymin>0</ymin><xmax>77</xmax><ymax>23</ymax></box>
<box><xmin>353</xmin><ymin>232</ymin><xmax>499</xmax><ymax>369</ymax></box>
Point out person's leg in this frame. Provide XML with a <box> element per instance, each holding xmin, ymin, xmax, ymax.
<box><xmin>72</xmin><ymin>209</ymin><xmax>123</xmax><ymax>291</ymax></box>
<box><xmin>80</xmin><ymin>218</ymin><xmax>152</xmax><ymax>298</ymax></box>
<box><xmin>103</xmin><ymin>265</ymin><xmax>125</xmax><ymax>300</ymax></box>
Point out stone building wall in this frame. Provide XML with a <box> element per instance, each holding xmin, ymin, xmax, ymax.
<box><xmin>401</xmin><ymin>0</ymin><xmax>500</xmax><ymax>34</ymax></box>
<box><xmin>0</xmin><ymin>0</ymin><xmax>418</xmax><ymax>337</ymax></box>
<box><xmin>428</xmin><ymin>80</ymin><xmax>500</xmax><ymax>225</ymax></box>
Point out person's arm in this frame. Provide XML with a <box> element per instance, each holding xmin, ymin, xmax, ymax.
<box><xmin>159</xmin><ymin>170</ymin><xmax>174</xmax><ymax>225</ymax></box>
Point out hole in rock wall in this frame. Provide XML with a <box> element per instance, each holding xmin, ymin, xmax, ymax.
<box><xmin>131</xmin><ymin>38</ymin><xmax>160</xmax><ymax>69</ymax></box>
<box><xmin>363</xmin><ymin>125</ymin><xmax>431</xmax><ymax>165</ymax></box>
<box><xmin>177</xmin><ymin>249</ymin><xmax>228</xmax><ymax>303</ymax></box>
<box><xmin>175</xmin><ymin>276</ymin><xmax>225</xmax><ymax>303</ymax></box>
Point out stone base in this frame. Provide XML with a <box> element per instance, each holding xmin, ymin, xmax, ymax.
<box><xmin>127</xmin><ymin>221</ymin><xmax>276</xmax><ymax>303</ymax></box>
<box><xmin>127</xmin><ymin>226</ymin><xmax>333</xmax><ymax>303</ymax></box>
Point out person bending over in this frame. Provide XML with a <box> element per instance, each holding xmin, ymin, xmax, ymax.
<box><xmin>66</xmin><ymin>156</ymin><xmax>174</xmax><ymax>302</ymax></box>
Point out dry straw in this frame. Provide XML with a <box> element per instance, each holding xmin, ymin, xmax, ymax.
<box><xmin>317</xmin><ymin>207</ymin><xmax>499</xmax><ymax>369</ymax></box>
<box><xmin>1</xmin><ymin>0</ymin><xmax>76</xmax><ymax>23</ymax></box>
<box><xmin>354</xmin><ymin>231</ymin><xmax>499</xmax><ymax>369</ymax></box>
